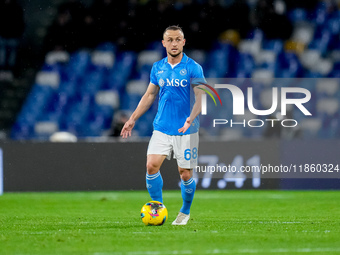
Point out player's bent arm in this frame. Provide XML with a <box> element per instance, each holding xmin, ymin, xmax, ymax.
<box><xmin>178</xmin><ymin>85</ymin><xmax>206</xmax><ymax>133</ymax></box>
<box><xmin>129</xmin><ymin>83</ymin><xmax>159</xmax><ymax>121</ymax></box>
<box><xmin>121</xmin><ymin>83</ymin><xmax>159</xmax><ymax>138</ymax></box>
<box><xmin>189</xmin><ymin>85</ymin><xmax>206</xmax><ymax>121</ymax></box>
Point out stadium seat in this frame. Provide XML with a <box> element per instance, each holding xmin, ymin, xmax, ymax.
<box><xmin>120</xmin><ymin>93</ymin><xmax>141</xmax><ymax>111</ymax></box>
<box><xmin>309</xmin><ymin>28</ymin><xmax>332</xmax><ymax>55</ymax></box>
<box><xmin>326</xmin><ymin>17</ymin><xmax>340</xmax><ymax>35</ymax></box>
<box><xmin>10</xmin><ymin>122</ymin><xmax>34</xmax><ymax>140</ymax></box>
<box><xmin>311</xmin><ymin>2</ymin><xmax>328</xmax><ymax>25</ymax></box>
<box><xmin>67</xmin><ymin>50</ymin><xmax>91</xmax><ymax>78</ymax></box>
<box><xmin>95</xmin><ymin>90</ymin><xmax>120</xmax><ymax>110</ymax></box>
<box><xmin>317</xmin><ymin>98</ymin><xmax>339</xmax><ymax>116</ymax></box>
<box><xmin>255</xmin><ymin>50</ymin><xmax>278</xmax><ymax>71</ymax></box>
<box><xmin>205</xmin><ymin>43</ymin><xmax>237</xmax><ymax>77</ymax></box>
<box><xmin>105</xmin><ymin>51</ymin><xmax>136</xmax><ymax>91</ymax></box>
<box><xmin>91</xmin><ymin>51</ymin><xmax>115</xmax><ymax>68</ymax></box>
<box><xmin>299</xmin><ymin>118</ymin><xmax>322</xmax><ymax>138</ymax></box>
<box><xmin>134</xmin><ymin>112</ymin><xmax>154</xmax><ymax>137</ymax></box>
<box><xmin>15</xmin><ymin>3</ymin><xmax>340</xmax><ymax>140</ymax></box>
<box><xmin>316</xmin><ymin>78</ymin><xmax>339</xmax><ymax>97</ymax></box>
<box><xmin>288</xmin><ymin>8</ymin><xmax>308</xmax><ymax>24</ymax></box>
<box><xmin>246</xmin><ymin>29</ymin><xmax>264</xmax><ymax>42</ymax></box>
<box><xmin>262</xmin><ymin>39</ymin><xmax>284</xmax><ymax>54</ymax></box>
<box><xmin>34</xmin><ymin>121</ymin><xmax>59</xmax><ymax>137</ymax></box>
<box><xmin>277</xmin><ymin>51</ymin><xmax>304</xmax><ymax>77</ymax></box>
<box><xmin>235</xmin><ymin>52</ymin><xmax>255</xmax><ymax>78</ymax></box>
<box><xmin>126</xmin><ymin>80</ymin><xmax>148</xmax><ymax>96</ymax></box>
<box><xmin>45</xmin><ymin>51</ymin><xmax>70</xmax><ymax>65</ymax></box>
<box><xmin>291</xmin><ymin>22</ymin><xmax>314</xmax><ymax>45</ymax></box>
<box><xmin>89</xmin><ymin>104</ymin><xmax>114</xmax><ymax>129</ymax></box>
<box><xmin>251</xmin><ymin>69</ymin><xmax>274</xmax><ymax>86</ymax></box>
<box><xmin>238</xmin><ymin>40</ymin><xmax>261</xmax><ymax>60</ymax></box>
<box><xmin>186</xmin><ymin>49</ymin><xmax>206</xmax><ymax>65</ymax></box>
<box><xmin>300</xmin><ymin>49</ymin><xmax>321</xmax><ymax>70</ymax></box>
<box><xmin>80</xmin><ymin>67</ymin><xmax>105</xmax><ymax>94</ymax></box>
<box><xmin>35</xmin><ymin>71</ymin><xmax>60</xmax><ymax>88</ymax></box>
<box><xmin>137</xmin><ymin>50</ymin><xmax>162</xmax><ymax>68</ymax></box>
<box><xmin>58</xmin><ymin>80</ymin><xmax>77</xmax><ymax>97</ymax></box>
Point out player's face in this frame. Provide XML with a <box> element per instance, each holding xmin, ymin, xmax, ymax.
<box><xmin>162</xmin><ymin>30</ymin><xmax>186</xmax><ymax>58</ymax></box>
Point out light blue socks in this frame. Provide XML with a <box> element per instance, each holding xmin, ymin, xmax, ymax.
<box><xmin>180</xmin><ymin>178</ymin><xmax>196</xmax><ymax>215</ymax></box>
<box><xmin>146</xmin><ymin>172</ymin><xmax>163</xmax><ymax>203</ymax></box>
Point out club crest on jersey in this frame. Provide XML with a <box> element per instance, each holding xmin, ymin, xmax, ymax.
<box><xmin>159</xmin><ymin>78</ymin><xmax>165</xmax><ymax>87</ymax></box>
<box><xmin>180</xmin><ymin>69</ymin><xmax>187</xmax><ymax>76</ymax></box>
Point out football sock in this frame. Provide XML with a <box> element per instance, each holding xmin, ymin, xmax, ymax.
<box><xmin>180</xmin><ymin>178</ymin><xmax>196</xmax><ymax>215</ymax></box>
<box><xmin>146</xmin><ymin>171</ymin><xmax>163</xmax><ymax>203</ymax></box>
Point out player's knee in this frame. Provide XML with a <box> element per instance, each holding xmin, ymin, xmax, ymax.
<box><xmin>146</xmin><ymin>161</ymin><xmax>160</xmax><ymax>175</ymax></box>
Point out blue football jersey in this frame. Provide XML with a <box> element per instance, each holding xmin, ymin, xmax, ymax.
<box><xmin>150</xmin><ymin>53</ymin><xmax>205</xmax><ymax>135</ymax></box>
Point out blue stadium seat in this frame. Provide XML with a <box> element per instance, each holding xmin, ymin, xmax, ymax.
<box><xmin>79</xmin><ymin>66</ymin><xmax>105</xmax><ymax>94</ymax></box>
<box><xmin>245</xmin><ymin>29</ymin><xmax>264</xmax><ymax>42</ymax></box>
<box><xmin>288</xmin><ymin>8</ymin><xmax>307</xmax><ymax>23</ymax></box>
<box><xmin>11</xmin><ymin>122</ymin><xmax>34</xmax><ymax>140</ymax></box>
<box><xmin>105</xmin><ymin>51</ymin><xmax>137</xmax><ymax>91</ymax></box>
<box><xmin>235</xmin><ymin>52</ymin><xmax>255</xmax><ymax>78</ymax></box>
<box><xmin>134</xmin><ymin>112</ymin><xmax>154</xmax><ymax>137</ymax></box>
<box><xmin>60</xmin><ymin>100</ymin><xmax>91</xmax><ymax>134</ymax></box>
<box><xmin>310</xmin><ymin>2</ymin><xmax>328</xmax><ymax>25</ymax></box>
<box><xmin>205</xmin><ymin>43</ymin><xmax>237</xmax><ymax>77</ymax></box>
<box><xmin>262</xmin><ymin>39</ymin><xmax>284</xmax><ymax>54</ymax></box>
<box><xmin>310</xmin><ymin>28</ymin><xmax>332</xmax><ymax>55</ymax></box>
<box><xmin>58</xmin><ymin>80</ymin><xmax>77</xmax><ymax>96</ymax></box>
<box><xmin>120</xmin><ymin>93</ymin><xmax>141</xmax><ymax>111</ymax></box>
<box><xmin>80</xmin><ymin>104</ymin><xmax>114</xmax><ymax>137</ymax></box>
<box><xmin>92</xmin><ymin>104</ymin><xmax>114</xmax><ymax>127</ymax></box>
<box><xmin>66</xmin><ymin>50</ymin><xmax>91</xmax><ymax>78</ymax></box>
<box><xmin>277</xmin><ymin>52</ymin><xmax>304</xmax><ymax>77</ymax></box>
<box><xmin>16</xmin><ymin>85</ymin><xmax>56</xmax><ymax>124</ymax></box>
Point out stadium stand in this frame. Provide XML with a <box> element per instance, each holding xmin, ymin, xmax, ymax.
<box><xmin>7</xmin><ymin>0</ymin><xmax>340</xmax><ymax>140</ymax></box>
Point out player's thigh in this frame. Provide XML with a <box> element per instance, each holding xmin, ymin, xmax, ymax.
<box><xmin>147</xmin><ymin>131</ymin><xmax>172</xmax><ymax>158</ymax></box>
<box><xmin>147</xmin><ymin>131</ymin><xmax>172</xmax><ymax>173</ymax></box>
<box><xmin>173</xmin><ymin>132</ymin><xmax>199</xmax><ymax>169</ymax></box>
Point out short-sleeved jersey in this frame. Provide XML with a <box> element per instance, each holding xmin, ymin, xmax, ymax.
<box><xmin>150</xmin><ymin>53</ymin><xmax>205</xmax><ymax>136</ymax></box>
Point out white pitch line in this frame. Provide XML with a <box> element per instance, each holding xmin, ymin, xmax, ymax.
<box><xmin>94</xmin><ymin>247</ymin><xmax>340</xmax><ymax>255</ymax></box>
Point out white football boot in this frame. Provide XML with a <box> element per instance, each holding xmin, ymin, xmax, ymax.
<box><xmin>172</xmin><ymin>212</ymin><xmax>190</xmax><ymax>225</ymax></box>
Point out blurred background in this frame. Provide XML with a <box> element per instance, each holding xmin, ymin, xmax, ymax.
<box><xmin>1</xmin><ymin>0</ymin><xmax>340</xmax><ymax>141</ymax></box>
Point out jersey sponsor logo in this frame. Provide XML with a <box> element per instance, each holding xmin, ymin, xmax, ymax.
<box><xmin>165</xmin><ymin>78</ymin><xmax>188</xmax><ymax>87</ymax></box>
<box><xmin>180</xmin><ymin>69</ymin><xmax>187</xmax><ymax>76</ymax></box>
<box><xmin>159</xmin><ymin>78</ymin><xmax>165</xmax><ymax>87</ymax></box>
<box><xmin>158</xmin><ymin>70</ymin><xmax>164</xmax><ymax>74</ymax></box>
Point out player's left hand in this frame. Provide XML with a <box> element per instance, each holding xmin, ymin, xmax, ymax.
<box><xmin>120</xmin><ymin>119</ymin><xmax>135</xmax><ymax>138</ymax></box>
<box><xmin>178</xmin><ymin>117</ymin><xmax>191</xmax><ymax>134</ymax></box>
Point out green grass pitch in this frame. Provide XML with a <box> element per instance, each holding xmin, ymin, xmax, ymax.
<box><xmin>0</xmin><ymin>190</ymin><xmax>340</xmax><ymax>255</ymax></box>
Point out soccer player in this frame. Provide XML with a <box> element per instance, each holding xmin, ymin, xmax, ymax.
<box><xmin>121</xmin><ymin>25</ymin><xmax>205</xmax><ymax>225</ymax></box>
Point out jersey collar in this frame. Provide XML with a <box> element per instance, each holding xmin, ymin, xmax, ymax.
<box><xmin>165</xmin><ymin>53</ymin><xmax>188</xmax><ymax>66</ymax></box>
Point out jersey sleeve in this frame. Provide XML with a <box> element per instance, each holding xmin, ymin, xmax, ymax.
<box><xmin>190</xmin><ymin>62</ymin><xmax>206</xmax><ymax>87</ymax></box>
<box><xmin>150</xmin><ymin>63</ymin><xmax>158</xmax><ymax>86</ymax></box>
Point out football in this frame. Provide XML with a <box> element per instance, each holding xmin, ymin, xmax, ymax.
<box><xmin>140</xmin><ymin>201</ymin><xmax>168</xmax><ymax>226</ymax></box>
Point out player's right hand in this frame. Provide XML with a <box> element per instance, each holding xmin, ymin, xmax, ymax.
<box><xmin>120</xmin><ymin>119</ymin><xmax>135</xmax><ymax>138</ymax></box>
